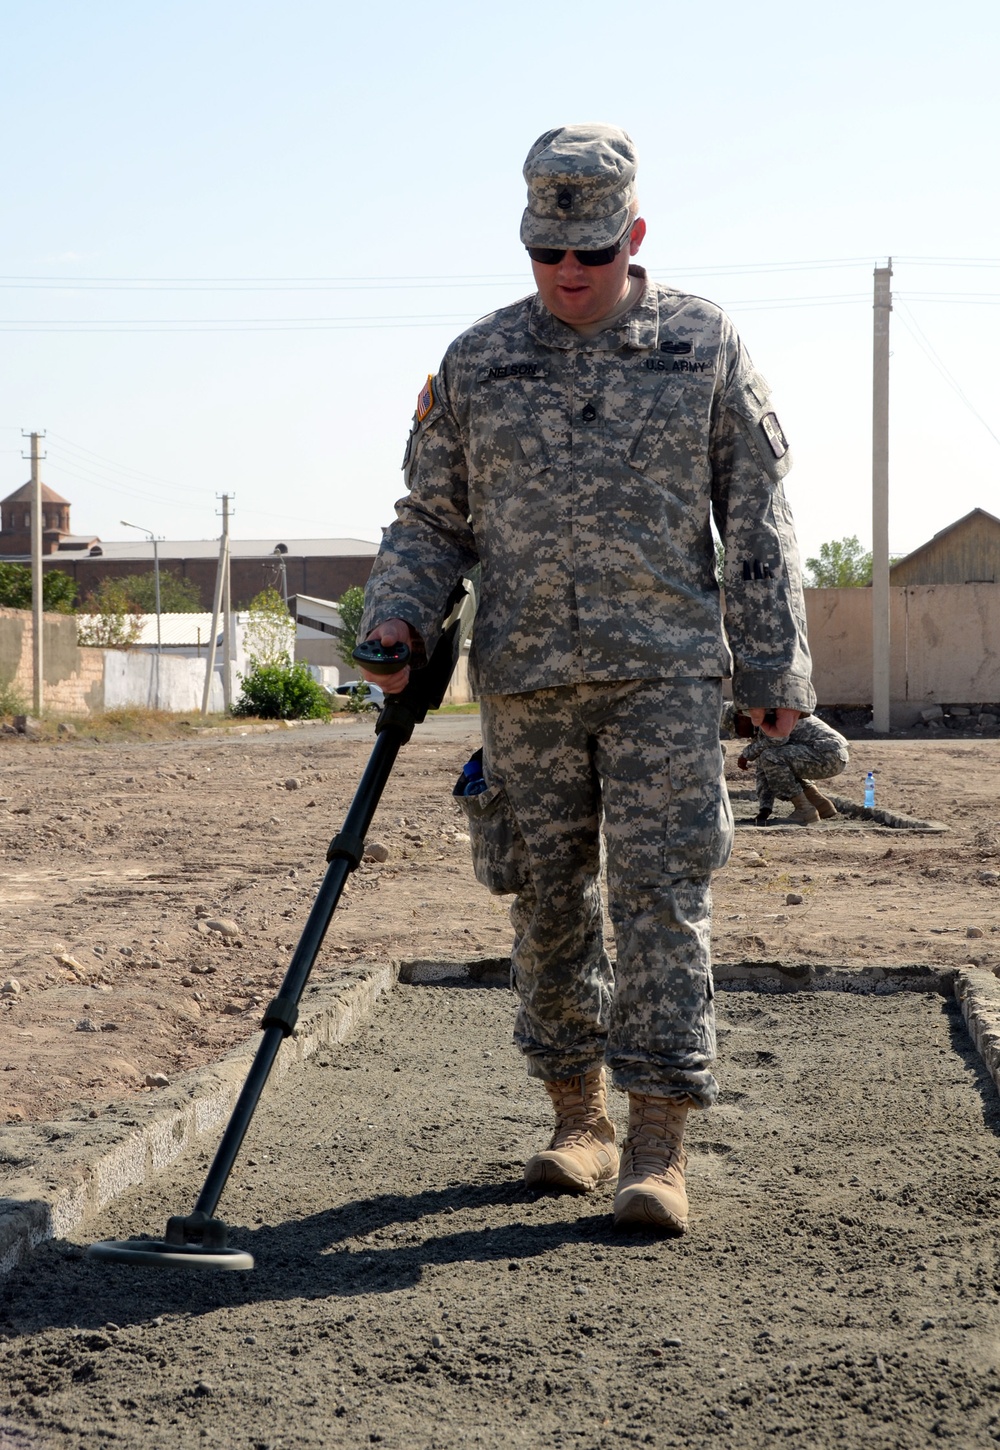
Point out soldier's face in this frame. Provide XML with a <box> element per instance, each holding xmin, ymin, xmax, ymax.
<box><xmin>531</xmin><ymin>217</ymin><xmax>646</xmax><ymax>326</ymax></box>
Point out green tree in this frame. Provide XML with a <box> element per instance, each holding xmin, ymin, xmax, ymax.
<box><xmin>336</xmin><ymin>585</ymin><xmax>366</xmax><ymax>659</ymax></box>
<box><xmin>804</xmin><ymin>536</ymin><xmax>873</xmax><ymax>588</ymax></box>
<box><xmin>76</xmin><ymin>579</ymin><xmax>143</xmax><ymax>648</ymax></box>
<box><xmin>0</xmin><ymin>562</ymin><xmax>77</xmax><ymax>614</ymax></box>
<box><xmin>242</xmin><ymin>587</ymin><xmax>295</xmax><ymax>669</ymax></box>
<box><xmin>116</xmin><ymin>569</ymin><xmax>203</xmax><ymax>613</ymax></box>
<box><xmin>232</xmin><ymin>660</ymin><xmax>331</xmax><ymax>720</ymax></box>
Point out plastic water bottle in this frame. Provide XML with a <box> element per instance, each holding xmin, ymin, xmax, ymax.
<box><xmin>462</xmin><ymin>757</ymin><xmax>487</xmax><ymax>796</ymax></box>
<box><xmin>864</xmin><ymin>771</ymin><xmax>876</xmax><ymax>809</ymax></box>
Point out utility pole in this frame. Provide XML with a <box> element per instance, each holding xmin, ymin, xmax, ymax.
<box><xmin>201</xmin><ymin>522</ymin><xmax>228</xmax><ymax>716</ymax></box>
<box><xmin>871</xmin><ymin>259</ymin><xmax>892</xmax><ymax>734</ymax></box>
<box><xmin>24</xmin><ymin>431</ymin><xmax>45</xmax><ymax>716</ymax></box>
<box><xmin>221</xmin><ymin>495</ymin><xmax>233</xmax><ymax>712</ymax></box>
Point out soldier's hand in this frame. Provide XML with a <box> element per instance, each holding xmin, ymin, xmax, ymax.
<box><xmin>362</xmin><ymin>619</ymin><xmax>415</xmax><ymax>695</ymax></box>
<box><xmin>737</xmin><ymin>754</ymin><xmax>750</xmax><ymax>771</ymax></box>
<box><xmin>748</xmin><ymin>707</ymin><xmax>802</xmax><ymax>739</ymax></box>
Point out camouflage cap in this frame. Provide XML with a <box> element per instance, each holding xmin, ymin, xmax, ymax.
<box><xmin>520</xmin><ymin>123</ymin><xmax>638</xmax><ymax>249</ymax></box>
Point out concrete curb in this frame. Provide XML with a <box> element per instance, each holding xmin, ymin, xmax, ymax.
<box><xmin>398</xmin><ymin>955</ymin><xmax>957</xmax><ymax>996</ymax></box>
<box><xmin>827</xmin><ymin>795</ymin><xmax>950</xmax><ymax>833</ymax></box>
<box><xmin>954</xmin><ymin>967</ymin><xmax>1000</xmax><ymax>1096</ymax></box>
<box><xmin>0</xmin><ymin>962</ymin><xmax>399</xmax><ymax>1279</ymax></box>
<box><xmin>714</xmin><ymin>961</ymin><xmax>957</xmax><ymax>994</ymax></box>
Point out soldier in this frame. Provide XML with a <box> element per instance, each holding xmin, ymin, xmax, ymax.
<box><xmin>738</xmin><ymin>712</ymin><xmax>850</xmax><ymax>826</ymax></box>
<box><xmin>359</xmin><ymin>124</ymin><xmax>816</xmax><ymax>1236</ymax></box>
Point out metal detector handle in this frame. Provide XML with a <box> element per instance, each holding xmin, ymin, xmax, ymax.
<box><xmin>352</xmin><ymin>639</ymin><xmax>411</xmax><ymax>675</ymax></box>
<box><xmin>377</xmin><ymin>580</ymin><xmax>473</xmax><ymax>735</ymax></box>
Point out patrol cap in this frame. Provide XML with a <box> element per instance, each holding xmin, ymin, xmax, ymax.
<box><xmin>520</xmin><ymin>123</ymin><xmax>638</xmax><ymax>250</ymax></box>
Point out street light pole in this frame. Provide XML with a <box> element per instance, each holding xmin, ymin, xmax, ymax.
<box><xmin>121</xmin><ymin>520</ymin><xmax>162</xmax><ymax>655</ymax></box>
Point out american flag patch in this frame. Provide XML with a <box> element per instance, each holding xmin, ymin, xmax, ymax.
<box><xmin>416</xmin><ymin>375</ymin><xmax>435</xmax><ymax>422</ymax></box>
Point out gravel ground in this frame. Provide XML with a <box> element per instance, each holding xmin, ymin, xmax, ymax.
<box><xmin>3</xmin><ymin>727</ymin><xmax>999</xmax><ymax>1131</ymax></box>
<box><xmin>2</xmin><ymin>981</ymin><xmax>1000</xmax><ymax>1449</ymax></box>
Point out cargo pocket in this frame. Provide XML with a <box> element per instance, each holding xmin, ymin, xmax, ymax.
<box><xmin>453</xmin><ymin>752</ymin><xmax>530</xmax><ymax>896</ymax></box>
<box><xmin>663</xmin><ymin>745</ymin><xmax>734</xmax><ymax>879</ymax></box>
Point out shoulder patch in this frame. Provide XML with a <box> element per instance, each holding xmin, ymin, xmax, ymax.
<box><xmin>416</xmin><ymin>375</ymin><xmax>435</xmax><ymax>422</ymax></box>
<box><xmin>760</xmin><ymin>412</ymin><xmax>789</xmax><ymax>459</ymax></box>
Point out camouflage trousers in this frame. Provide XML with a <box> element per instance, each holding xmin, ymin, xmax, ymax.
<box><xmin>754</xmin><ymin>741</ymin><xmax>847</xmax><ymax>810</ymax></box>
<box><xmin>479</xmin><ymin>679</ymin><xmax>733</xmax><ymax>1107</ymax></box>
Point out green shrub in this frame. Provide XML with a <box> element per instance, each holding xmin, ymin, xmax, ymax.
<box><xmin>0</xmin><ymin>562</ymin><xmax>77</xmax><ymax>613</ymax></box>
<box><xmin>115</xmin><ymin>569</ymin><xmax>203</xmax><ymax>613</ymax></box>
<box><xmin>344</xmin><ymin>679</ymin><xmax>375</xmax><ymax>713</ymax></box>
<box><xmin>0</xmin><ymin>675</ymin><xmax>26</xmax><ymax>717</ymax></box>
<box><xmin>232</xmin><ymin>661</ymin><xmax>331</xmax><ymax>720</ymax></box>
<box><xmin>243</xmin><ymin>587</ymin><xmax>295</xmax><ymax>668</ymax></box>
<box><xmin>76</xmin><ymin>579</ymin><xmax>143</xmax><ymax>648</ymax></box>
<box><xmin>336</xmin><ymin>585</ymin><xmax>366</xmax><ymax>659</ymax></box>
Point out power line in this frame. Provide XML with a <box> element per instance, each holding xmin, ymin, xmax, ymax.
<box><xmin>47</xmin><ymin>432</ymin><xmax>206</xmax><ymax>491</ymax></box>
<box><xmin>0</xmin><ymin>257</ymin><xmax>876</xmax><ymax>287</ymax></box>
<box><xmin>0</xmin><ymin>292</ymin><xmax>878</xmax><ymax>334</ymax></box>
<box><xmin>896</xmin><ymin>301</ymin><xmax>1000</xmax><ymax>451</ymax></box>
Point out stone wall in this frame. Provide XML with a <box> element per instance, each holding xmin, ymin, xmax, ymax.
<box><xmin>0</xmin><ymin>608</ymin><xmax>104</xmax><ymax>716</ymax></box>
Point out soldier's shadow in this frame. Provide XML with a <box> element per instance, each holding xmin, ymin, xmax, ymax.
<box><xmin>5</xmin><ymin>1176</ymin><xmax>636</xmax><ymax>1335</ymax></box>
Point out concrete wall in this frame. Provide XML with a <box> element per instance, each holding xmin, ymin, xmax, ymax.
<box><xmin>804</xmin><ymin>584</ymin><xmax>1000</xmax><ymax>718</ymax></box>
<box><xmin>102</xmin><ymin>652</ymin><xmax>234</xmax><ymax>714</ymax></box>
<box><xmin>3</xmin><ymin>587</ymin><xmax>995</xmax><ymax>721</ymax></box>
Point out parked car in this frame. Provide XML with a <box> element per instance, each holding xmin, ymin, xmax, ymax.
<box><xmin>334</xmin><ymin>680</ymin><xmax>385</xmax><ymax>711</ymax></box>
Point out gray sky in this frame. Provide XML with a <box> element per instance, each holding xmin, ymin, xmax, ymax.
<box><xmin>1</xmin><ymin>0</ymin><xmax>997</xmax><ymax>567</ymax></box>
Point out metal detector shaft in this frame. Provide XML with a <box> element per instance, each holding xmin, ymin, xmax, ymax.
<box><xmin>188</xmin><ymin>583</ymin><xmax>473</xmax><ymax>1226</ymax></box>
<box><xmin>191</xmin><ymin>715</ymin><xmax>407</xmax><ymax>1220</ymax></box>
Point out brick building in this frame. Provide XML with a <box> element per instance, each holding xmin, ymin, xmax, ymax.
<box><xmin>0</xmin><ymin>482</ymin><xmax>377</xmax><ymax>610</ymax></box>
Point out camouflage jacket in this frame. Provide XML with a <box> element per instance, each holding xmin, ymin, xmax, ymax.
<box><xmin>361</xmin><ymin>267</ymin><xmax>816</xmax><ymax>710</ymax></box>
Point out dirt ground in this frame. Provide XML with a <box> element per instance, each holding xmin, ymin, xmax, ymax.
<box><xmin>1</xmin><ymin>718</ymin><xmax>999</xmax><ymax>1130</ymax></box>
<box><xmin>2</xmin><ymin>982</ymin><xmax>1000</xmax><ymax>1449</ymax></box>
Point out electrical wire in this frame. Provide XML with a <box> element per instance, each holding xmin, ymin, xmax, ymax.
<box><xmin>896</xmin><ymin>302</ymin><xmax>1000</xmax><ymax>451</ymax></box>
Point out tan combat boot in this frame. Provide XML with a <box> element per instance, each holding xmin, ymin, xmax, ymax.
<box><xmin>614</xmin><ymin>1093</ymin><xmax>690</xmax><ymax>1235</ymax></box>
<box><xmin>787</xmin><ymin>792</ymin><xmax>820</xmax><ymax>825</ymax></box>
<box><xmin>523</xmin><ymin>1068</ymin><xmax>618</xmax><ymax>1193</ymax></box>
<box><xmin>802</xmin><ymin>782</ymin><xmax>838</xmax><ymax>819</ymax></box>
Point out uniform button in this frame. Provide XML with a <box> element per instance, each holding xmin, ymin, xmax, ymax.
<box><xmin>581</xmin><ymin>403</ymin><xmax>597</xmax><ymax>422</ymax></box>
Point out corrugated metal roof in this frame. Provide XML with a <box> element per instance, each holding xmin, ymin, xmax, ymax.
<box><xmin>61</xmin><ymin>536</ymin><xmax>378</xmax><ymax>562</ymax></box>
<box><xmin>75</xmin><ymin>612</ymin><xmax>241</xmax><ymax>646</ymax></box>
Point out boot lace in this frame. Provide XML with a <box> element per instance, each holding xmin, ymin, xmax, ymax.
<box><xmin>546</xmin><ymin>1072</ymin><xmax>606</xmax><ymax>1148</ymax></box>
<box><xmin>622</xmin><ymin>1097</ymin><xmax>686</xmax><ymax>1179</ymax></box>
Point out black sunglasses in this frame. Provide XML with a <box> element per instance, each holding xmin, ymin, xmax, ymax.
<box><xmin>526</xmin><ymin>219</ymin><xmax>634</xmax><ymax>268</ymax></box>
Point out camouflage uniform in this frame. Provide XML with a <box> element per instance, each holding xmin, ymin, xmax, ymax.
<box><xmin>742</xmin><ymin>714</ymin><xmax>849</xmax><ymax>812</ymax></box>
<box><xmin>361</xmin><ymin>263</ymin><xmax>814</xmax><ymax>1107</ymax></box>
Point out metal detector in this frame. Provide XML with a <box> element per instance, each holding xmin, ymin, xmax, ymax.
<box><xmin>87</xmin><ymin>584</ymin><xmax>472</xmax><ymax>1271</ymax></box>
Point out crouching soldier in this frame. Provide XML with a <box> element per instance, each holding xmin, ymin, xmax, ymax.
<box><xmin>738</xmin><ymin>714</ymin><xmax>850</xmax><ymax>826</ymax></box>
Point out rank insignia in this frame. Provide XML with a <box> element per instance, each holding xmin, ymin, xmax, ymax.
<box><xmin>416</xmin><ymin>375</ymin><xmax>435</xmax><ymax>422</ymax></box>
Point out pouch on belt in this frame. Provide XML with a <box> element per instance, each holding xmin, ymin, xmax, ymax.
<box><xmin>453</xmin><ymin>748</ymin><xmax>530</xmax><ymax>896</ymax></box>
